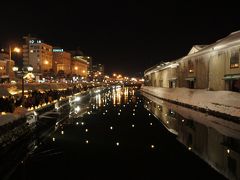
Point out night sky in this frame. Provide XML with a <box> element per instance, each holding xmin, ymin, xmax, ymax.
<box><xmin>0</xmin><ymin>1</ymin><xmax>240</xmax><ymax>76</ymax></box>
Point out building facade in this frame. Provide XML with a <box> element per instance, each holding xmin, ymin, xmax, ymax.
<box><xmin>144</xmin><ymin>31</ymin><xmax>240</xmax><ymax>92</ymax></box>
<box><xmin>0</xmin><ymin>59</ymin><xmax>15</xmax><ymax>81</ymax></box>
<box><xmin>71</xmin><ymin>56</ymin><xmax>89</xmax><ymax>77</ymax></box>
<box><xmin>23</xmin><ymin>36</ymin><xmax>53</xmax><ymax>74</ymax></box>
<box><xmin>92</xmin><ymin>64</ymin><xmax>104</xmax><ymax>81</ymax></box>
<box><xmin>52</xmin><ymin>48</ymin><xmax>71</xmax><ymax>75</ymax></box>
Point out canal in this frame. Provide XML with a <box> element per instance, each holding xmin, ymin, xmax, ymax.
<box><xmin>6</xmin><ymin>86</ymin><xmax>239</xmax><ymax>180</ymax></box>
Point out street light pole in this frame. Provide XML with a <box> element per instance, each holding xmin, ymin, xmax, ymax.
<box><xmin>21</xmin><ymin>70</ymin><xmax>24</xmax><ymax>99</ymax></box>
<box><xmin>13</xmin><ymin>66</ymin><xmax>33</xmax><ymax>105</ymax></box>
<box><xmin>9</xmin><ymin>45</ymin><xmax>11</xmax><ymax>61</ymax></box>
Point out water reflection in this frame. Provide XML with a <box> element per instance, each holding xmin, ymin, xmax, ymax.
<box><xmin>142</xmin><ymin>92</ymin><xmax>240</xmax><ymax>180</ymax></box>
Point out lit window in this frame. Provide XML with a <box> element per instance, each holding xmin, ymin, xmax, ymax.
<box><xmin>30</xmin><ymin>50</ymin><xmax>34</xmax><ymax>53</ymax></box>
<box><xmin>230</xmin><ymin>51</ymin><xmax>239</xmax><ymax>68</ymax></box>
<box><xmin>188</xmin><ymin>60</ymin><xmax>194</xmax><ymax>73</ymax></box>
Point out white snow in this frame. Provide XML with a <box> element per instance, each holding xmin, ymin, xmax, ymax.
<box><xmin>0</xmin><ymin>113</ymin><xmax>21</xmax><ymax>126</ymax></box>
<box><xmin>13</xmin><ymin>107</ymin><xmax>29</xmax><ymax>116</ymax></box>
<box><xmin>0</xmin><ymin>107</ymin><xmax>29</xmax><ymax>127</ymax></box>
<box><xmin>141</xmin><ymin>86</ymin><xmax>240</xmax><ymax>118</ymax></box>
<box><xmin>142</xmin><ymin>92</ymin><xmax>240</xmax><ymax>139</ymax></box>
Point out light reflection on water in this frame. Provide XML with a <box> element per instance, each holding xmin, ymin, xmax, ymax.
<box><xmin>142</xmin><ymin>92</ymin><xmax>240</xmax><ymax>180</ymax></box>
<box><xmin>4</xmin><ymin>86</ymin><xmax>230</xmax><ymax>180</ymax></box>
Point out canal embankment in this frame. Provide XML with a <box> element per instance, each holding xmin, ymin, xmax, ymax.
<box><xmin>141</xmin><ymin>86</ymin><xmax>240</xmax><ymax>122</ymax></box>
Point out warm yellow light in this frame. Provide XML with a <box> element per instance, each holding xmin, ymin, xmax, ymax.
<box><xmin>12</xmin><ymin>66</ymin><xmax>19</xmax><ymax>72</ymax></box>
<box><xmin>227</xmin><ymin>149</ymin><xmax>230</xmax><ymax>154</ymax></box>
<box><xmin>82</xmin><ymin>70</ymin><xmax>86</xmax><ymax>73</ymax></box>
<box><xmin>13</xmin><ymin>47</ymin><xmax>21</xmax><ymax>53</ymax></box>
<box><xmin>74</xmin><ymin>66</ymin><xmax>78</xmax><ymax>70</ymax></box>
<box><xmin>99</xmin><ymin>72</ymin><xmax>102</xmax><ymax>75</ymax></box>
<box><xmin>44</xmin><ymin>60</ymin><xmax>49</xmax><ymax>65</ymax></box>
<box><xmin>113</xmin><ymin>73</ymin><xmax>116</xmax><ymax>77</ymax></box>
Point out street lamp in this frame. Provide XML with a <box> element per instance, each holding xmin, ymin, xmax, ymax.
<box><xmin>12</xmin><ymin>65</ymin><xmax>33</xmax><ymax>101</ymax></box>
<box><xmin>9</xmin><ymin>45</ymin><xmax>21</xmax><ymax>61</ymax></box>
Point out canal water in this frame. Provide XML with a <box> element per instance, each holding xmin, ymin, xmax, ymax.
<box><xmin>7</xmin><ymin>86</ymin><xmax>239</xmax><ymax>180</ymax></box>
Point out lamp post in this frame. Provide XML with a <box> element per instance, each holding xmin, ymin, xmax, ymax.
<box><xmin>12</xmin><ymin>66</ymin><xmax>33</xmax><ymax>102</ymax></box>
<box><xmin>9</xmin><ymin>45</ymin><xmax>21</xmax><ymax>61</ymax></box>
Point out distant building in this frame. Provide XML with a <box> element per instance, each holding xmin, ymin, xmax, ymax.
<box><xmin>0</xmin><ymin>49</ymin><xmax>15</xmax><ymax>80</ymax></box>
<box><xmin>52</xmin><ymin>48</ymin><xmax>71</xmax><ymax>75</ymax></box>
<box><xmin>70</xmin><ymin>50</ymin><xmax>92</xmax><ymax>75</ymax></box>
<box><xmin>0</xmin><ymin>60</ymin><xmax>7</xmax><ymax>76</ymax></box>
<box><xmin>71</xmin><ymin>56</ymin><xmax>89</xmax><ymax>77</ymax></box>
<box><xmin>92</xmin><ymin>64</ymin><xmax>104</xmax><ymax>81</ymax></box>
<box><xmin>0</xmin><ymin>59</ymin><xmax>15</xmax><ymax>82</ymax></box>
<box><xmin>0</xmin><ymin>50</ymin><xmax>9</xmax><ymax>60</ymax></box>
<box><xmin>144</xmin><ymin>30</ymin><xmax>240</xmax><ymax>92</ymax></box>
<box><xmin>92</xmin><ymin>64</ymin><xmax>104</xmax><ymax>75</ymax></box>
<box><xmin>23</xmin><ymin>35</ymin><xmax>53</xmax><ymax>74</ymax></box>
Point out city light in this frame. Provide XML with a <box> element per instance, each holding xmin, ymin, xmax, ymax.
<box><xmin>13</xmin><ymin>47</ymin><xmax>21</xmax><ymax>53</ymax></box>
<box><xmin>12</xmin><ymin>66</ymin><xmax>19</xmax><ymax>72</ymax></box>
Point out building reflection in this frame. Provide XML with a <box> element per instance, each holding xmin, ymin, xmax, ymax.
<box><xmin>112</xmin><ymin>86</ymin><xmax>123</xmax><ymax>105</ymax></box>
<box><xmin>124</xmin><ymin>87</ymin><xmax>128</xmax><ymax>103</ymax></box>
<box><xmin>143</xmin><ymin>92</ymin><xmax>240</xmax><ymax>180</ymax></box>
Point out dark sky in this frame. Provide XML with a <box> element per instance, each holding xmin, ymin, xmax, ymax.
<box><xmin>0</xmin><ymin>0</ymin><xmax>240</xmax><ymax>76</ymax></box>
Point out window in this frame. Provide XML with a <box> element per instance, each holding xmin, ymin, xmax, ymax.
<box><xmin>188</xmin><ymin>60</ymin><xmax>194</xmax><ymax>73</ymax></box>
<box><xmin>230</xmin><ymin>51</ymin><xmax>239</xmax><ymax>68</ymax></box>
<box><xmin>159</xmin><ymin>80</ymin><xmax>163</xmax><ymax>87</ymax></box>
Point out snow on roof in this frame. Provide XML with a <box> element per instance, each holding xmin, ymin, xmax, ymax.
<box><xmin>145</xmin><ymin>30</ymin><xmax>240</xmax><ymax>74</ymax></box>
<box><xmin>188</xmin><ymin>45</ymin><xmax>208</xmax><ymax>55</ymax></box>
<box><xmin>184</xmin><ymin>30</ymin><xmax>240</xmax><ymax>58</ymax></box>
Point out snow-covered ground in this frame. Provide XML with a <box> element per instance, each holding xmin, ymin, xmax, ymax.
<box><xmin>0</xmin><ymin>113</ymin><xmax>21</xmax><ymax>127</ymax></box>
<box><xmin>141</xmin><ymin>86</ymin><xmax>240</xmax><ymax>118</ymax></box>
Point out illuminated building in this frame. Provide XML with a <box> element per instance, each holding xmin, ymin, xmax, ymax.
<box><xmin>23</xmin><ymin>35</ymin><xmax>53</xmax><ymax>74</ymax></box>
<box><xmin>144</xmin><ymin>30</ymin><xmax>240</xmax><ymax>92</ymax></box>
<box><xmin>92</xmin><ymin>64</ymin><xmax>104</xmax><ymax>81</ymax></box>
<box><xmin>0</xmin><ymin>50</ymin><xmax>15</xmax><ymax>81</ymax></box>
<box><xmin>0</xmin><ymin>50</ymin><xmax>10</xmax><ymax>60</ymax></box>
<box><xmin>52</xmin><ymin>48</ymin><xmax>71</xmax><ymax>75</ymax></box>
<box><xmin>71</xmin><ymin>56</ymin><xmax>89</xmax><ymax>77</ymax></box>
<box><xmin>0</xmin><ymin>59</ymin><xmax>15</xmax><ymax>82</ymax></box>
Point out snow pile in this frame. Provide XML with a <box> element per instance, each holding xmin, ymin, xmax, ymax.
<box><xmin>141</xmin><ymin>86</ymin><xmax>240</xmax><ymax>118</ymax></box>
<box><xmin>0</xmin><ymin>113</ymin><xmax>21</xmax><ymax>126</ymax></box>
<box><xmin>13</xmin><ymin>106</ymin><xmax>29</xmax><ymax>116</ymax></box>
